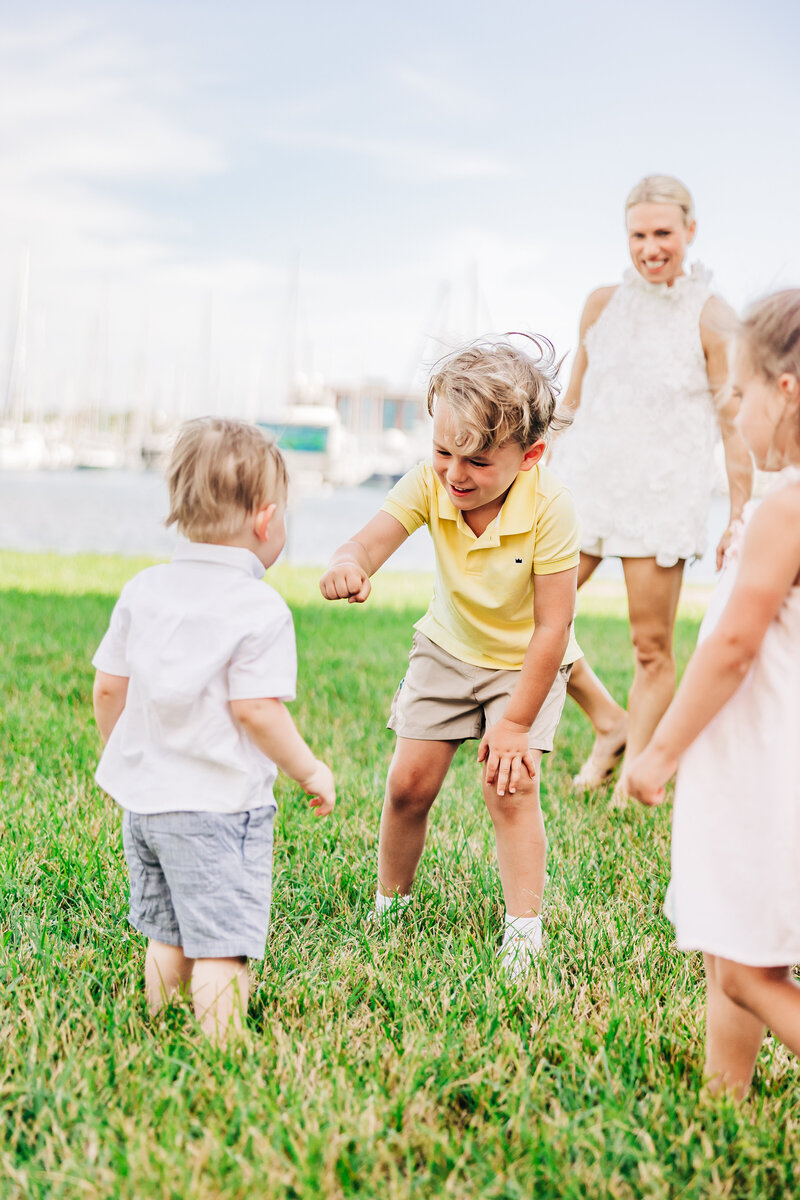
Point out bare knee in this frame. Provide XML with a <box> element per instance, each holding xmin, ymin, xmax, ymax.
<box><xmin>484</xmin><ymin>776</ymin><xmax>541</xmax><ymax>826</ymax></box>
<box><xmin>719</xmin><ymin>960</ymin><xmax>791</xmax><ymax>1009</ymax></box>
<box><xmin>630</xmin><ymin>628</ymin><xmax>673</xmax><ymax>675</ymax></box>
<box><xmin>386</xmin><ymin>761</ymin><xmax>439</xmax><ymax>819</ymax></box>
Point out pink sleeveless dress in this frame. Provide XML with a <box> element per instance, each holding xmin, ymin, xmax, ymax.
<box><xmin>669</xmin><ymin>467</ymin><xmax>800</xmax><ymax>965</ymax></box>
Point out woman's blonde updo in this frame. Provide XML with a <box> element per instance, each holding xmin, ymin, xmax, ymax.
<box><xmin>625</xmin><ymin>174</ymin><xmax>695</xmax><ymax>227</ymax></box>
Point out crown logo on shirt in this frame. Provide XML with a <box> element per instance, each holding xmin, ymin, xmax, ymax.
<box><xmin>515</xmin><ymin>557</ymin><xmax>523</xmax><ymax>564</ymax></box>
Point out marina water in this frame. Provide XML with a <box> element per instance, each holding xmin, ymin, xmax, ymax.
<box><xmin>0</xmin><ymin>469</ymin><xmax>729</xmax><ymax>582</ymax></box>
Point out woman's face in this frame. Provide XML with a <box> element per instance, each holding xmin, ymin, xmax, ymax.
<box><xmin>626</xmin><ymin>202</ymin><xmax>696</xmax><ymax>287</ymax></box>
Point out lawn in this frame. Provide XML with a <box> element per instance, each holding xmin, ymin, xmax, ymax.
<box><xmin>0</xmin><ymin>550</ymin><xmax>797</xmax><ymax>1199</ymax></box>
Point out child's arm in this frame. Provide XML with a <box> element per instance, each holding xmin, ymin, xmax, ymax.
<box><xmin>623</xmin><ymin>486</ymin><xmax>800</xmax><ymax>806</ymax></box>
<box><xmin>93</xmin><ymin>671</ymin><xmax>129</xmax><ymax>743</ymax></box>
<box><xmin>319</xmin><ymin>512</ymin><xmax>409</xmax><ymax>604</ymax></box>
<box><xmin>479</xmin><ymin>565</ymin><xmax>577</xmax><ymax>797</ymax></box>
<box><xmin>701</xmin><ymin>297</ymin><xmax>754</xmax><ymax>567</ymax></box>
<box><xmin>230</xmin><ymin>697</ymin><xmax>335</xmax><ymax>816</ymax></box>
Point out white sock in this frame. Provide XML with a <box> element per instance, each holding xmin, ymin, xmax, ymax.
<box><xmin>503</xmin><ymin>913</ymin><xmax>543</xmax><ymax>950</ymax></box>
<box><xmin>375</xmin><ymin>889</ymin><xmax>411</xmax><ymax>914</ymax></box>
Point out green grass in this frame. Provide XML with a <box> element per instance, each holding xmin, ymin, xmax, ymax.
<box><xmin>1</xmin><ymin>549</ymin><xmax>798</xmax><ymax>1199</ymax></box>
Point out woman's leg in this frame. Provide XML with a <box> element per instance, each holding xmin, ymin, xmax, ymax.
<box><xmin>483</xmin><ymin>750</ymin><xmax>545</xmax><ymax>917</ymax></box>
<box><xmin>569</xmin><ymin>552</ymin><xmax>629</xmax><ymax>787</ymax></box>
<box><xmin>377</xmin><ymin>737</ymin><xmax>460</xmax><ymax>897</ymax></box>
<box><xmin>704</xmin><ymin>953</ymin><xmax>765</xmax><ymax>1098</ymax></box>
<box><xmin>619</xmin><ymin>556</ymin><xmax>684</xmax><ymax>767</ymax></box>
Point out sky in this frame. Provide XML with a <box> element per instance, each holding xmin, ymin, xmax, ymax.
<box><xmin>1</xmin><ymin>0</ymin><xmax>798</xmax><ymax>420</ymax></box>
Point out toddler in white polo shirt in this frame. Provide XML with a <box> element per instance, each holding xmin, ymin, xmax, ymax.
<box><xmin>92</xmin><ymin>417</ymin><xmax>335</xmax><ymax>1042</ymax></box>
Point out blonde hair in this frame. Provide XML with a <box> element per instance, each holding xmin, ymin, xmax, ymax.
<box><xmin>625</xmin><ymin>174</ymin><xmax>695</xmax><ymax>227</ymax></box>
<box><xmin>740</xmin><ymin>290</ymin><xmax>800</xmax><ymax>382</ymax></box>
<box><xmin>426</xmin><ymin>334</ymin><xmax>566</xmax><ymax>454</ymax></box>
<box><xmin>165</xmin><ymin>417</ymin><xmax>288</xmax><ymax>542</ymax></box>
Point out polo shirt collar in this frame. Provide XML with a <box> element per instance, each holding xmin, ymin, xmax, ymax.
<box><xmin>435</xmin><ymin>467</ymin><xmax>537</xmax><ymax>537</ymax></box>
<box><xmin>172</xmin><ymin>540</ymin><xmax>265</xmax><ymax>579</ymax></box>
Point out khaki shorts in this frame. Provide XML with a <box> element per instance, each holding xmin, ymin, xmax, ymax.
<box><xmin>387</xmin><ymin>632</ymin><xmax>572</xmax><ymax>752</ymax></box>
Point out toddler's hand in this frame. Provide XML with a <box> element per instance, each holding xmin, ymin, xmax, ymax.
<box><xmin>621</xmin><ymin>747</ymin><xmax>676</xmax><ymax>808</ymax></box>
<box><xmin>319</xmin><ymin>561</ymin><xmax>371</xmax><ymax>604</ymax></box>
<box><xmin>300</xmin><ymin>760</ymin><xmax>336</xmax><ymax>817</ymax></box>
<box><xmin>478</xmin><ymin>717</ymin><xmax>536</xmax><ymax>797</ymax></box>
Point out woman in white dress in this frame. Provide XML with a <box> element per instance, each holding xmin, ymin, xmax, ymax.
<box><xmin>552</xmin><ymin>176</ymin><xmax>753</xmax><ymax>794</ymax></box>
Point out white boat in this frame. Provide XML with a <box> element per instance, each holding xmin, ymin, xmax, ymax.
<box><xmin>258</xmin><ymin>405</ymin><xmax>372</xmax><ymax>487</ymax></box>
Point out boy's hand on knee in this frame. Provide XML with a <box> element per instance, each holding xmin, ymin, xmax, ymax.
<box><xmin>319</xmin><ymin>562</ymin><xmax>371</xmax><ymax>604</ymax></box>
<box><xmin>300</xmin><ymin>760</ymin><xmax>336</xmax><ymax>817</ymax></box>
<box><xmin>479</xmin><ymin>718</ymin><xmax>536</xmax><ymax>797</ymax></box>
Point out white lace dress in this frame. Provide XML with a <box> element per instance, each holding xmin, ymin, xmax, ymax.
<box><xmin>668</xmin><ymin>467</ymin><xmax>800</xmax><ymax>965</ymax></box>
<box><xmin>552</xmin><ymin>264</ymin><xmax>717</xmax><ymax>567</ymax></box>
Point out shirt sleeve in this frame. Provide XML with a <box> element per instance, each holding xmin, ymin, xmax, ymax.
<box><xmin>227</xmin><ymin>600</ymin><xmax>298</xmax><ymax>702</ymax></box>
<box><xmin>380</xmin><ymin>462</ymin><xmax>432</xmax><ymax>534</ymax></box>
<box><xmin>532</xmin><ymin>486</ymin><xmax>582</xmax><ymax>575</ymax></box>
<box><xmin>92</xmin><ymin>586</ymin><xmax>133</xmax><ymax>677</ymax></box>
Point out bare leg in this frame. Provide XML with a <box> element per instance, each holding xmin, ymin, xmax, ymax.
<box><xmin>191</xmin><ymin>957</ymin><xmax>250</xmax><ymax>1043</ymax></box>
<box><xmin>569</xmin><ymin>552</ymin><xmax>629</xmax><ymax>788</ymax></box>
<box><xmin>483</xmin><ymin>750</ymin><xmax>545</xmax><ymax>917</ymax></box>
<box><xmin>704</xmin><ymin>954</ymin><xmax>764</xmax><ymax>1098</ymax></box>
<box><xmin>145</xmin><ymin>939</ymin><xmax>194</xmax><ymax>1014</ymax></box>
<box><xmin>377</xmin><ymin>737</ymin><xmax>459</xmax><ymax>897</ymax></box>
<box><xmin>717</xmin><ymin>957</ymin><xmax>800</xmax><ymax>1068</ymax></box>
<box><xmin>619</xmin><ymin>556</ymin><xmax>684</xmax><ymax>768</ymax></box>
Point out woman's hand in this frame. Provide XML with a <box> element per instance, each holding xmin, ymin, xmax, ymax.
<box><xmin>715</xmin><ymin>526</ymin><xmax>733</xmax><ymax>570</ymax></box>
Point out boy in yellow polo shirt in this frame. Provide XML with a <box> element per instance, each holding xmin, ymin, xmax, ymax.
<box><xmin>319</xmin><ymin>336</ymin><xmax>580</xmax><ymax>977</ymax></box>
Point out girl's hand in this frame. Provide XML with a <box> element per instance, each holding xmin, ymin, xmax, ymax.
<box><xmin>478</xmin><ymin>718</ymin><xmax>536</xmax><ymax>797</ymax></box>
<box><xmin>621</xmin><ymin>746</ymin><xmax>677</xmax><ymax>808</ymax></box>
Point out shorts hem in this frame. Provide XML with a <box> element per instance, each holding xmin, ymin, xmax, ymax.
<box><xmin>387</xmin><ymin>720</ymin><xmax>554</xmax><ymax>752</ymax></box>
<box><xmin>129</xmin><ymin>916</ymin><xmax>181</xmax><ymax>947</ymax></box>
<box><xmin>182</xmin><ymin>940</ymin><xmax>267</xmax><ymax>961</ymax></box>
<box><xmin>386</xmin><ymin>718</ymin><xmax>473</xmax><ymax>743</ymax></box>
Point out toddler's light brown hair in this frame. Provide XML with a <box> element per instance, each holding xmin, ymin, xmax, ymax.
<box><xmin>740</xmin><ymin>289</ymin><xmax>800</xmax><ymax>382</ymax></box>
<box><xmin>426</xmin><ymin>334</ymin><xmax>566</xmax><ymax>455</ymax></box>
<box><xmin>165</xmin><ymin>417</ymin><xmax>288</xmax><ymax>543</ymax></box>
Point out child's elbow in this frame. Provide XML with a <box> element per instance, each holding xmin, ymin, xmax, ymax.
<box><xmin>230</xmin><ymin>697</ymin><xmax>281</xmax><ymax>730</ymax></box>
<box><xmin>93</xmin><ymin>671</ymin><xmax>126</xmax><ymax>705</ymax></box>
<box><xmin>716</xmin><ymin>629</ymin><xmax>759</xmax><ymax>676</ymax></box>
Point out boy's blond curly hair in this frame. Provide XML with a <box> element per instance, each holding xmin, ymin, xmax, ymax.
<box><xmin>426</xmin><ymin>334</ymin><xmax>568</xmax><ymax>455</ymax></box>
<box><xmin>165</xmin><ymin>417</ymin><xmax>288</xmax><ymax>543</ymax></box>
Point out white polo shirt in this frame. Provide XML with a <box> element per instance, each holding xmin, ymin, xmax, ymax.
<box><xmin>93</xmin><ymin>542</ymin><xmax>297</xmax><ymax>815</ymax></box>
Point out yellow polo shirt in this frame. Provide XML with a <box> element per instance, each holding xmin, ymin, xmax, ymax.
<box><xmin>381</xmin><ymin>461</ymin><xmax>581</xmax><ymax>670</ymax></box>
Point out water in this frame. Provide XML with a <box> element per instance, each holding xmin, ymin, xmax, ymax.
<box><xmin>0</xmin><ymin>469</ymin><xmax>730</xmax><ymax>581</ymax></box>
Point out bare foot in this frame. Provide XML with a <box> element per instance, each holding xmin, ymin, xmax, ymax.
<box><xmin>572</xmin><ymin>712</ymin><xmax>628</xmax><ymax>792</ymax></box>
<box><xmin>608</xmin><ymin>781</ymin><xmax>630</xmax><ymax>811</ymax></box>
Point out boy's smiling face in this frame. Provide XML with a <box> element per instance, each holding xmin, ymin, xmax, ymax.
<box><xmin>432</xmin><ymin>401</ymin><xmax>545</xmax><ymax>533</ymax></box>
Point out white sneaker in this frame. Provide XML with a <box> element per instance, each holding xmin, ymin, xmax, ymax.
<box><xmin>365</xmin><ymin>898</ymin><xmax>411</xmax><ymax>930</ymax></box>
<box><xmin>497</xmin><ymin>931</ymin><xmax>542</xmax><ymax>979</ymax></box>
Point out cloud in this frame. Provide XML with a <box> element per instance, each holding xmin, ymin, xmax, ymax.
<box><xmin>391</xmin><ymin>65</ymin><xmax>485</xmax><ymax>118</ymax></box>
<box><xmin>258</xmin><ymin>127</ymin><xmax>512</xmax><ymax>182</ymax></box>
<box><xmin>0</xmin><ymin>18</ymin><xmax>270</xmax><ymax>416</ymax></box>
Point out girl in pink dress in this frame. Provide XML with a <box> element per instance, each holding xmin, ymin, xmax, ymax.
<box><xmin>623</xmin><ymin>290</ymin><xmax>800</xmax><ymax>1098</ymax></box>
